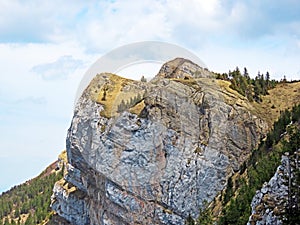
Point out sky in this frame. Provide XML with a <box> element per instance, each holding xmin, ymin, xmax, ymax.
<box><xmin>1</xmin><ymin>0</ymin><xmax>300</xmax><ymax>193</ymax></box>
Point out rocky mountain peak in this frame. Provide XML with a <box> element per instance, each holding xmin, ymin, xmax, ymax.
<box><xmin>50</xmin><ymin>58</ymin><xmax>269</xmax><ymax>225</ymax></box>
<box><xmin>155</xmin><ymin>57</ymin><xmax>213</xmax><ymax>80</ymax></box>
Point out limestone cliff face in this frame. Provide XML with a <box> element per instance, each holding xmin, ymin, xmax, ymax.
<box><xmin>51</xmin><ymin>58</ymin><xmax>268</xmax><ymax>224</ymax></box>
<box><xmin>247</xmin><ymin>149</ymin><xmax>300</xmax><ymax>225</ymax></box>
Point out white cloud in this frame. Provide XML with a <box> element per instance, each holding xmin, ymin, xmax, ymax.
<box><xmin>14</xmin><ymin>96</ymin><xmax>47</xmax><ymax>105</ymax></box>
<box><xmin>74</xmin><ymin>0</ymin><xmax>172</xmax><ymax>51</ymax></box>
<box><xmin>166</xmin><ymin>0</ymin><xmax>222</xmax><ymax>29</ymax></box>
<box><xmin>0</xmin><ymin>1</ymin><xmax>99</xmax><ymax>43</ymax></box>
<box><xmin>0</xmin><ymin>41</ymin><xmax>96</xmax><ymax>192</ymax></box>
<box><xmin>1</xmin><ymin>0</ymin><xmax>300</xmax><ymax>192</ymax></box>
<box><xmin>31</xmin><ymin>55</ymin><xmax>85</xmax><ymax>80</ymax></box>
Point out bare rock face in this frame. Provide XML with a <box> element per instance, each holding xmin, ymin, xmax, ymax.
<box><xmin>247</xmin><ymin>150</ymin><xmax>300</xmax><ymax>225</ymax></box>
<box><xmin>51</xmin><ymin>58</ymin><xmax>268</xmax><ymax>224</ymax></box>
<box><xmin>154</xmin><ymin>58</ymin><xmax>213</xmax><ymax>80</ymax></box>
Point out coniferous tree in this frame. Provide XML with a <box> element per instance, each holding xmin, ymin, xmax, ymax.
<box><xmin>283</xmin><ymin>75</ymin><xmax>287</xmax><ymax>83</ymax></box>
<box><xmin>243</xmin><ymin>67</ymin><xmax>250</xmax><ymax>80</ymax></box>
<box><xmin>196</xmin><ymin>201</ymin><xmax>213</xmax><ymax>225</ymax></box>
<box><xmin>3</xmin><ymin>218</ymin><xmax>9</xmax><ymax>225</ymax></box>
<box><xmin>219</xmin><ymin>104</ymin><xmax>300</xmax><ymax>225</ymax></box>
<box><xmin>253</xmin><ymin>79</ymin><xmax>262</xmax><ymax>102</ymax></box>
<box><xmin>0</xmin><ymin>165</ymin><xmax>63</xmax><ymax>225</ymax></box>
<box><xmin>117</xmin><ymin>100</ymin><xmax>126</xmax><ymax>112</ymax></box>
<box><xmin>101</xmin><ymin>88</ymin><xmax>107</xmax><ymax>101</ymax></box>
<box><xmin>186</xmin><ymin>214</ymin><xmax>195</xmax><ymax>225</ymax></box>
<box><xmin>266</xmin><ymin>71</ymin><xmax>270</xmax><ymax>88</ymax></box>
<box><xmin>140</xmin><ymin>75</ymin><xmax>147</xmax><ymax>82</ymax></box>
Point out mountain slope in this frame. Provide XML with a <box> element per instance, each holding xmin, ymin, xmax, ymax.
<box><xmin>0</xmin><ymin>152</ymin><xmax>65</xmax><ymax>225</ymax></box>
<box><xmin>216</xmin><ymin>104</ymin><xmax>300</xmax><ymax>224</ymax></box>
<box><xmin>252</xmin><ymin>82</ymin><xmax>300</xmax><ymax>127</ymax></box>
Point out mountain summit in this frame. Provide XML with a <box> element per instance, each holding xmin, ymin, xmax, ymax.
<box><xmin>50</xmin><ymin>58</ymin><xmax>269</xmax><ymax>224</ymax></box>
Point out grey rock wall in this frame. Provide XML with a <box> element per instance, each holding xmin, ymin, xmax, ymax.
<box><xmin>51</xmin><ymin>58</ymin><xmax>268</xmax><ymax>224</ymax></box>
<box><xmin>248</xmin><ymin>150</ymin><xmax>300</xmax><ymax>225</ymax></box>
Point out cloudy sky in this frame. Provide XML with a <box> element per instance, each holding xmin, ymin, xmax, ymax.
<box><xmin>1</xmin><ymin>0</ymin><xmax>300</xmax><ymax>192</ymax></box>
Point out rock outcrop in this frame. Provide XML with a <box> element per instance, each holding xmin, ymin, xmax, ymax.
<box><xmin>51</xmin><ymin>58</ymin><xmax>268</xmax><ymax>224</ymax></box>
<box><xmin>248</xmin><ymin>149</ymin><xmax>300</xmax><ymax>225</ymax></box>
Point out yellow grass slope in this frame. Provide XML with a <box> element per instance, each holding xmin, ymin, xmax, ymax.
<box><xmin>252</xmin><ymin>82</ymin><xmax>300</xmax><ymax>127</ymax></box>
<box><xmin>87</xmin><ymin>73</ymin><xmax>145</xmax><ymax>118</ymax></box>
